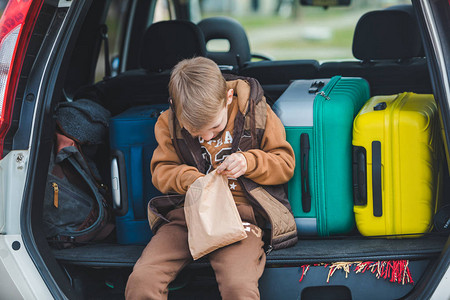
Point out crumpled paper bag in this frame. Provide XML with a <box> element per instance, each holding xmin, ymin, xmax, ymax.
<box><xmin>184</xmin><ymin>170</ymin><xmax>247</xmax><ymax>260</ymax></box>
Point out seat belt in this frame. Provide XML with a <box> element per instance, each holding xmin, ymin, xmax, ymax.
<box><xmin>99</xmin><ymin>24</ymin><xmax>111</xmax><ymax>80</ymax></box>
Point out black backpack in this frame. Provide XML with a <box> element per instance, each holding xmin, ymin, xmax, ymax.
<box><xmin>43</xmin><ymin>99</ymin><xmax>114</xmax><ymax>248</ymax></box>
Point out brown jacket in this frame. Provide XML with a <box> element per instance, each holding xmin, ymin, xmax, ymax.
<box><xmin>148</xmin><ymin>75</ymin><xmax>298</xmax><ymax>250</ymax></box>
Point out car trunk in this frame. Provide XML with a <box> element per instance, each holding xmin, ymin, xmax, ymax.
<box><xmin>50</xmin><ymin>234</ymin><xmax>448</xmax><ymax>299</ymax></box>
<box><xmin>17</xmin><ymin>0</ymin><xmax>450</xmax><ymax>299</ymax></box>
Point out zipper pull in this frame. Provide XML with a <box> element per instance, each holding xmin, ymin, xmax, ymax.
<box><xmin>265</xmin><ymin>245</ymin><xmax>273</xmax><ymax>255</ymax></box>
<box><xmin>52</xmin><ymin>183</ymin><xmax>59</xmax><ymax>208</ymax></box>
<box><xmin>316</xmin><ymin>91</ymin><xmax>331</xmax><ymax>101</ymax></box>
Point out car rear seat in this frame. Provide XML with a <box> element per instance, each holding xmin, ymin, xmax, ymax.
<box><xmin>197</xmin><ymin>16</ymin><xmax>319</xmax><ymax>104</ymax></box>
<box><xmin>319</xmin><ymin>7</ymin><xmax>431</xmax><ymax>96</ymax></box>
<box><xmin>74</xmin><ymin>20</ymin><xmax>206</xmax><ymax>116</ymax></box>
<box><xmin>198</xmin><ymin>16</ymin><xmax>252</xmax><ymax>73</ymax></box>
<box><xmin>198</xmin><ymin>16</ymin><xmax>275</xmax><ymax>71</ymax></box>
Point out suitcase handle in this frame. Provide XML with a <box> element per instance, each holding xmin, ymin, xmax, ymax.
<box><xmin>352</xmin><ymin>146</ymin><xmax>367</xmax><ymax>206</ymax></box>
<box><xmin>300</xmin><ymin>133</ymin><xmax>312</xmax><ymax>213</ymax></box>
<box><xmin>372</xmin><ymin>141</ymin><xmax>383</xmax><ymax>217</ymax></box>
<box><xmin>111</xmin><ymin>150</ymin><xmax>128</xmax><ymax>216</ymax></box>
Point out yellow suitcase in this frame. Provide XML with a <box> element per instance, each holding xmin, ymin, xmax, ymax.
<box><xmin>352</xmin><ymin>93</ymin><xmax>442</xmax><ymax>237</ymax></box>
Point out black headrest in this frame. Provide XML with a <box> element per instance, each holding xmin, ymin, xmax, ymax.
<box><xmin>384</xmin><ymin>4</ymin><xmax>425</xmax><ymax>57</ymax></box>
<box><xmin>140</xmin><ymin>20</ymin><xmax>207</xmax><ymax>72</ymax></box>
<box><xmin>198</xmin><ymin>17</ymin><xmax>251</xmax><ymax>66</ymax></box>
<box><xmin>352</xmin><ymin>9</ymin><xmax>422</xmax><ymax>61</ymax></box>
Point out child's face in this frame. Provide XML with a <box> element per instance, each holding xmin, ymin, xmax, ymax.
<box><xmin>188</xmin><ymin>89</ymin><xmax>233</xmax><ymax>142</ymax></box>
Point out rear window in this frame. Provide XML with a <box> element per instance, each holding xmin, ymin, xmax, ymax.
<box><xmin>195</xmin><ymin>0</ymin><xmax>412</xmax><ymax>62</ymax></box>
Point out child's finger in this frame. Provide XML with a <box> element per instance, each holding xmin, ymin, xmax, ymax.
<box><xmin>229</xmin><ymin>155</ymin><xmax>246</xmax><ymax>171</ymax></box>
<box><xmin>226</xmin><ymin>169</ymin><xmax>244</xmax><ymax>179</ymax></box>
<box><xmin>217</xmin><ymin>153</ymin><xmax>246</xmax><ymax>177</ymax></box>
<box><xmin>226</xmin><ymin>159</ymin><xmax>240</xmax><ymax>171</ymax></box>
<box><xmin>216</xmin><ymin>160</ymin><xmax>229</xmax><ymax>174</ymax></box>
<box><xmin>224</xmin><ymin>164</ymin><xmax>245</xmax><ymax>178</ymax></box>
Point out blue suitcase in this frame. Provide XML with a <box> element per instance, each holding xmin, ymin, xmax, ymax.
<box><xmin>109</xmin><ymin>104</ymin><xmax>169</xmax><ymax>245</ymax></box>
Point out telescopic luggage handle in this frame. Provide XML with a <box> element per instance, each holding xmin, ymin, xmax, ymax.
<box><xmin>372</xmin><ymin>141</ymin><xmax>383</xmax><ymax>217</ymax></box>
<box><xmin>300</xmin><ymin>133</ymin><xmax>312</xmax><ymax>213</ymax></box>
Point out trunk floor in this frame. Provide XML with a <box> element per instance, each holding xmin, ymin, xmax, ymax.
<box><xmin>52</xmin><ymin>235</ymin><xmax>448</xmax><ymax>267</ymax></box>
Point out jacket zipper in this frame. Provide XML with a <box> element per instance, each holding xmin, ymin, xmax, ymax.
<box><xmin>234</xmin><ymin>114</ymin><xmax>277</xmax><ymax>251</ymax></box>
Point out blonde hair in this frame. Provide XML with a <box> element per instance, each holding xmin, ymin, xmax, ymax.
<box><xmin>169</xmin><ymin>57</ymin><xmax>227</xmax><ymax>132</ymax></box>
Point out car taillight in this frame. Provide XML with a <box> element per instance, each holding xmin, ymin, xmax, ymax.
<box><xmin>0</xmin><ymin>0</ymin><xmax>43</xmax><ymax>158</ymax></box>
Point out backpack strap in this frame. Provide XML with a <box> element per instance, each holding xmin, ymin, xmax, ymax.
<box><xmin>60</xmin><ymin>154</ymin><xmax>107</xmax><ymax>237</ymax></box>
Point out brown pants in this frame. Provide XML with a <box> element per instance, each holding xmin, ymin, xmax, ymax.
<box><xmin>125</xmin><ymin>205</ymin><xmax>266</xmax><ymax>300</ymax></box>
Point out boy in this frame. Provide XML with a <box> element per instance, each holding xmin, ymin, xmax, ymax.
<box><xmin>125</xmin><ymin>57</ymin><xmax>297</xmax><ymax>300</ymax></box>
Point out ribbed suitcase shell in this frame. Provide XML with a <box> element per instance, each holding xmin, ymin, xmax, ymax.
<box><xmin>109</xmin><ymin>104</ymin><xmax>168</xmax><ymax>245</ymax></box>
<box><xmin>352</xmin><ymin>93</ymin><xmax>441</xmax><ymax>236</ymax></box>
<box><xmin>273</xmin><ymin>76</ymin><xmax>370</xmax><ymax>236</ymax></box>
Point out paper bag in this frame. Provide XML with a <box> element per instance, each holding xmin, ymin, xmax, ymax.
<box><xmin>184</xmin><ymin>170</ymin><xmax>247</xmax><ymax>260</ymax></box>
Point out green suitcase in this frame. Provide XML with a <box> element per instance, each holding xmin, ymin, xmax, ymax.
<box><xmin>273</xmin><ymin>76</ymin><xmax>370</xmax><ymax>236</ymax></box>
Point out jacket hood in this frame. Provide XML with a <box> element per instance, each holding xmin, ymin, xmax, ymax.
<box><xmin>227</xmin><ymin>79</ymin><xmax>251</xmax><ymax>115</ymax></box>
<box><xmin>224</xmin><ymin>74</ymin><xmax>265</xmax><ymax>116</ymax></box>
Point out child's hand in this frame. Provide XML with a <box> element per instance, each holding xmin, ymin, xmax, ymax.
<box><xmin>216</xmin><ymin>153</ymin><xmax>247</xmax><ymax>179</ymax></box>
